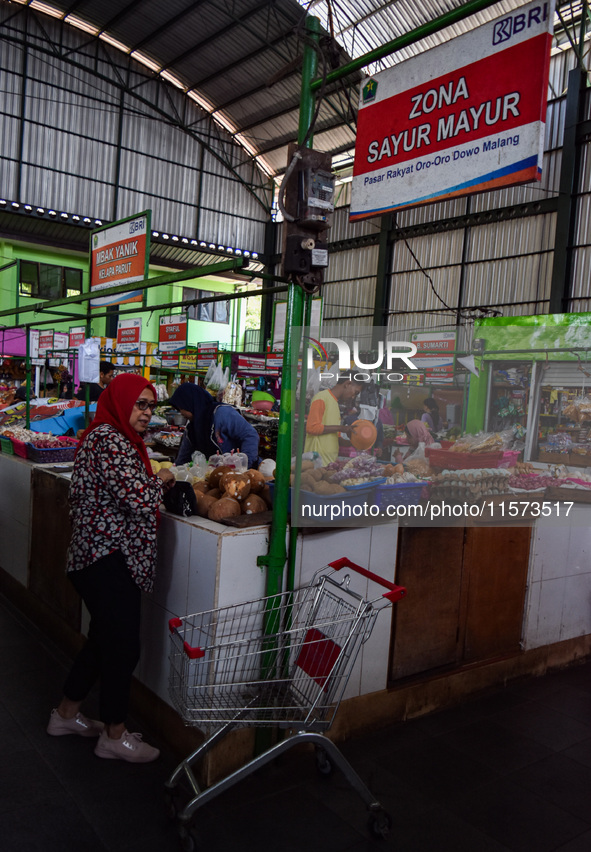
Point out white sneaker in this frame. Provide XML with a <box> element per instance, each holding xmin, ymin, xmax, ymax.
<box><xmin>47</xmin><ymin>709</ymin><xmax>104</xmax><ymax>738</ymax></box>
<box><xmin>94</xmin><ymin>729</ymin><xmax>160</xmax><ymax>763</ymax></box>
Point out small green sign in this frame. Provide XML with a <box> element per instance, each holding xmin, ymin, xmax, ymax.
<box><xmin>363</xmin><ymin>79</ymin><xmax>377</xmax><ymax>103</ymax></box>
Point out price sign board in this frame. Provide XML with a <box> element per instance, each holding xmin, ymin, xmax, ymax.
<box><xmin>90</xmin><ymin>211</ymin><xmax>150</xmax><ymax>308</ymax></box>
<box><xmin>159</xmin><ymin>316</ymin><xmax>187</xmax><ymax>353</ymax></box>
<box><xmin>116</xmin><ymin>318</ymin><xmax>142</xmax><ymax>353</ymax></box>
<box><xmin>411</xmin><ymin>331</ymin><xmax>456</xmax><ymax>382</ymax></box>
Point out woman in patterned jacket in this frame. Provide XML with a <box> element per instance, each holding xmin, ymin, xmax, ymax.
<box><xmin>47</xmin><ymin>373</ymin><xmax>175</xmax><ymax>763</ymax></box>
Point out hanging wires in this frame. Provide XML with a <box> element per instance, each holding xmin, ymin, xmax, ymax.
<box><xmin>390</xmin><ymin>213</ymin><xmax>502</xmax><ymax>322</ymax></box>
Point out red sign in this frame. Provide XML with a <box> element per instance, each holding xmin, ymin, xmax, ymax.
<box><xmin>69</xmin><ymin>327</ymin><xmax>86</xmax><ymax>348</ymax></box>
<box><xmin>161</xmin><ymin>355</ymin><xmax>179</xmax><ymax>369</ymax></box>
<box><xmin>197</xmin><ymin>342</ymin><xmax>218</xmax><ymax>369</ymax></box>
<box><xmin>265</xmin><ymin>353</ymin><xmax>282</xmax><ymax>374</ymax></box>
<box><xmin>116</xmin><ymin>318</ymin><xmax>141</xmax><ymax>353</ymax></box>
<box><xmin>237</xmin><ymin>354</ymin><xmax>267</xmax><ymax>374</ymax></box>
<box><xmin>38</xmin><ymin>331</ymin><xmax>54</xmax><ymax>354</ymax></box>
<box><xmin>159</xmin><ymin>316</ymin><xmax>187</xmax><ymax>353</ymax></box>
<box><xmin>351</xmin><ymin>1</ymin><xmax>553</xmax><ymax>217</ymax></box>
<box><xmin>411</xmin><ymin>332</ymin><xmax>456</xmax><ymax>383</ymax></box>
<box><xmin>90</xmin><ymin>212</ymin><xmax>150</xmax><ymax>308</ymax></box>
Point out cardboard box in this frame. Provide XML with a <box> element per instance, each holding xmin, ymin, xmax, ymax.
<box><xmin>538</xmin><ymin>451</ymin><xmax>569</xmax><ymax>464</ymax></box>
<box><xmin>569</xmin><ymin>453</ymin><xmax>591</xmax><ymax>467</ymax></box>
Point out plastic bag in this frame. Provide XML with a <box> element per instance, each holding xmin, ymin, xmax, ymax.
<box><xmin>190</xmin><ymin>450</ymin><xmax>208</xmax><ymax>478</ymax></box>
<box><xmin>219</xmin><ymin>367</ymin><xmax>229</xmax><ymax>392</ymax></box>
<box><xmin>163</xmin><ymin>481</ymin><xmax>198</xmax><ymax>516</ymax></box>
<box><xmin>78</xmin><ymin>339</ymin><xmax>100</xmax><ymax>383</ymax></box>
<box><xmin>207</xmin><ymin>451</ymin><xmax>248</xmax><ymax>473</ymax></box>
<box><xmin>404</xmin><ymin>442</ymin><xmax>426</xmax><ymax>463</ymax></box>
<box><xmin>222</xmin><ymin>381</ymin><xmax>242</xmax><ymax>406</ymax></box>
<box><xmin>206</xmin><ymin>362</ymin><xmax>224</xmax><ymax>392</ymax></box>
<box><xmin>204</xmin><ymin>360</ymin><xmax>217</xmax><ymax>386</ymax></box>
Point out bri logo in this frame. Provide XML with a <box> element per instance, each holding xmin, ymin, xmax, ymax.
<box><xmin>492</xmin><ymin>3</ymin><xmax>549</xmax><ymax>46</ymax></box>
<box><xmin>493</xmin><ymin>18</ymin><xmax>513</xmax><ymax>44</ymax></box>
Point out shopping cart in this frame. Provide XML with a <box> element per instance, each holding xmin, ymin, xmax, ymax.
<box><xmin>165</xmin><ymin>557</ymin><xmax>406</xmax><ymax>851</ymax></box>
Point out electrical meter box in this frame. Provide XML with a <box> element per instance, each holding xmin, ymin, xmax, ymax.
<box><xmin>298</xmin><ymin>167</ymin><xmax>335</xmax><ymax>230</ymax></box>
<box><xmin>281</xmin><ymin>144</ymin><xmax>335</xmax><ymax>287</ymax></box>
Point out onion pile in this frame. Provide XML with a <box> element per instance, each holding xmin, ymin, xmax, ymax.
<box><xmin>508</xmin><ymin>474</ymin><xmax>567</xmax><ymax>490</ymax></box>
<box><xmin>329</xmin><ymin>454</ymin><xmax>384</xmax><ymax>484</ymax></box>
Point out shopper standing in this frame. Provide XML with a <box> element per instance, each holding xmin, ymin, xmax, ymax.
<box><xmin>76</xmin><ymin>360</ymin><xmax>116</xmax><ymax>402</ymax></box>
<box><xmin>47</xmin><ymin>374</ymin><xmax>175</xmax><ymax>763</ymax></box>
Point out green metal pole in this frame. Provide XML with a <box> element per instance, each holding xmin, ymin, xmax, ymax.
<box><xmin>287</xmin><ymin>292</ymin><xmax>314</xmax><ymax>592</ymax></box>
<box><xmin>25</xmin><ymin>325</ymin><xmax>30</xmax><ymax>429</ymax></box>
<box><xmin>310</xmin><ymin>0</ymin><xmax>504</xmax><ymax>91</ymax></box>
<box><xmin>258</xmin><ymin>15</ymin><xmax>321</xmax><ymax>600</ymax></box>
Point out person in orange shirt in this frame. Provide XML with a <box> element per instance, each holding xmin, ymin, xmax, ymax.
<box><xmin>304</xmin><ymin>378</ymin><xmax>360</xmax><ymax>465</ymax></box>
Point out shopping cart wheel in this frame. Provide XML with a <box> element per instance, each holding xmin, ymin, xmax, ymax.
<box><xmin>314</xmin><ymin>747</ymin><xmax>334</xmax><ymax>776</ymax></box>
<box><xmin>367</xmin><ymin>809</ymin><xmax>392</xmax><ymax>840</ymax></box>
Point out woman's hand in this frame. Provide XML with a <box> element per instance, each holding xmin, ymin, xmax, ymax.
<box><xmin>156</xmin><ymin>469</ymin><xmax>176</xmax><ymax>492</ymax></box>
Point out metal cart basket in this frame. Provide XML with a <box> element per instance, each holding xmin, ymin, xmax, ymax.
<box><xmin>165</xmin><ymin>557</ymin><xmax>406</xmax><ymax>850</ymax></box>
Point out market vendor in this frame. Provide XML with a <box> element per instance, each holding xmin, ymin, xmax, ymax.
<box><xmin>169</xmin><ymin>382</ymin><xmax>259</xmax><ymax>467</ymax></box>
<box><xmin>76</xmin><ymin>361</ymin><xmax>115</xmax><ymax>402</ymax></box>
<box><xmin>304</xmin><ymin>378</ymin><xmax>360</xmax><ymax>466</ymax></box>
<box><xmin>395</xmin><ymin>419</ymin><xmax>434</xmax><ymax>463</ymax></box>
<box><xmin>421</xmin><ymin>398</ymin><xmax>441</xmax><ymax>434</ymax></box>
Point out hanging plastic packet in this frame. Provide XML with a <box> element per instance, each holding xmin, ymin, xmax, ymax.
<box><xmin>78</xmin><ymin>339</ymin><xmax>101</xmax><ymax>383</ymax></box>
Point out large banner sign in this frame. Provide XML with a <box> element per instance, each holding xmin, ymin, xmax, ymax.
<box><xmin>90</xmin><ymin>211</ymin><xmax>150</xmax><ymax>307</ymax></box>
<box><xmin>351</xmin><ymin>1</ymin><xmax>555</xmax><ymax>219</ymax></box>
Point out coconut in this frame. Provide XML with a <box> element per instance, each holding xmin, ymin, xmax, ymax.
<box><xmin>208</xmin><ymin>496</ymin><xmax>241</xmax><ymax>521</ymax></box>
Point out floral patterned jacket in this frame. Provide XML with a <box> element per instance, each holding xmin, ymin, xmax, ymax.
<box><xmin>67</xmin><ymin>424</ymin><xmax>164</xmax><ymax>592</ymax></box>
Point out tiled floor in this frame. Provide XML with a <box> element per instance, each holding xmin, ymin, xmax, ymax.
<box><xmin>1</xmin><ymin>592</ymin><xmax>591</xmax><ymax>852</ymax></box>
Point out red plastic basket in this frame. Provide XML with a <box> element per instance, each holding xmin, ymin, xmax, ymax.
<box><xmin>499</xmin><ymin>450</ymin><xmax>521</xmax><ymax>468</ymax></box>
<box><xmin>425</xmin><ymin>447</ymin><xmax>503</xmax><ymax>470</ymax></box>
<box><xmin>11</xmin><ymin>437</ymin><xmax>28</xmax><ymax>458</ymax></box>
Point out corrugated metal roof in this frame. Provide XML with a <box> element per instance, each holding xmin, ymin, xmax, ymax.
<box><xmin>3</xmin><ymin>0</ymin><xmax>578</xmax><ymax>181</ymax></box>
<box><xmin>1</xmin><ymin>0</ymin><xmax>586</xmax><ymax>281</ymax></box>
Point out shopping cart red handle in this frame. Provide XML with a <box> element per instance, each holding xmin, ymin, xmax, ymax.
<box><xmin>328</xmin><ymin>558</ymin><xmax>406</xmax><ymax>602</ymax></box>
<box><xmin>168</xmin><ymin>618</ymin><xmax>205</xmax><ymax>659</ymax></box>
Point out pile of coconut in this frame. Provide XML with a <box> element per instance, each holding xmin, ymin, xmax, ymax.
<box><xmin>193</xmin><ymin>466</ymin><xmax>272</xmax><ymax>522</ymax></box>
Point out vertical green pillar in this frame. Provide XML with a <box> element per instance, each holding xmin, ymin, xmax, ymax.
<box><xmin>25</xmin><ymin>325</ymin><xmax>30</xmax><ymax>430</ymax></box>
<box><xmin>258</xmin><ymin>16</ymin><xmax>321</xmax><ymax>599</ymax></box>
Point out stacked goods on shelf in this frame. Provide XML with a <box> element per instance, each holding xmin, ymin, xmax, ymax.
<box><xmin>242</xmin><ymin>412</ymin><xmax>278</xmax><ymax>459</ymax></box>
<box><xmin>430</xmin><ymin>469</ymin><xmax>511</xmax><ymax>501</ymax></box>
<box><xmin>427</xmin><ymin>431</ymin><xmax>509</xmax><ymax>470</ymax></box>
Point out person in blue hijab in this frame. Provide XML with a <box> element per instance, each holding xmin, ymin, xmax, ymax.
<box><xmin>168</xmin><ymin>382</ymin><xmax>259</xmax><ymax>468</ymax></box>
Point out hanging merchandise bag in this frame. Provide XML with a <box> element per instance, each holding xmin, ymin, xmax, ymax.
<box><xmin>163</xmin><ymin>481</ymin><xmax>199</xmax><ymax>517</ymax></box>
<box><xmin>78</xmin><ymin>339</ymin><xmax>101</xmax><ymax>384</ymax></box>
<box><xmin>204</xmin><ymin>360</ymin><xmax>217</xmax><ymax>386</ymax></box>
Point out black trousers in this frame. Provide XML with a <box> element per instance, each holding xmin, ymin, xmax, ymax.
<box><xmin>63</xmin><ymin>550</ymin><xmax>141</xmax><ymax>725</ymax></box>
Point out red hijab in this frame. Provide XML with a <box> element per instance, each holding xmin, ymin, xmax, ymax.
<box><xmin>78</xmin><ymin>373</ymin><xmax>155</xmax><ymax>475</ymax></box>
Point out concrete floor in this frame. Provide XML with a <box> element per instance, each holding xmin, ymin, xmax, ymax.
<box><xmin>1</xmin><ymin>592</ymin><xmax>591</xmax><ymax>852</ymax></box>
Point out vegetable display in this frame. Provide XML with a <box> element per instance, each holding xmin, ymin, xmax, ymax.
<box><xmin>189</xmin><ymin>467</ymin><xmax>273</xmax><ymax>521</ymax></box>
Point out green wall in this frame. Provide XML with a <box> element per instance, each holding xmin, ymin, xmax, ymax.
<box><xmin>0</xmin><ymin>239</ymin><xmax>244</xmax><ymax>350</ymax></box>
<box><xmin>465</xmin><ymin>312</ymin><xmax>591</xmax><ymax>432</ymax></box>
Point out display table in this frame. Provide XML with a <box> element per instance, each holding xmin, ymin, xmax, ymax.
<box><xmin>1</xmin><ymin>450</ymin><xmax>590</xmax><ymax>766</ymax></box>
<box><xmin>0</xmin><ymin>451</ymin><xmax>397</xmax><ymax>756</ymax></box>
